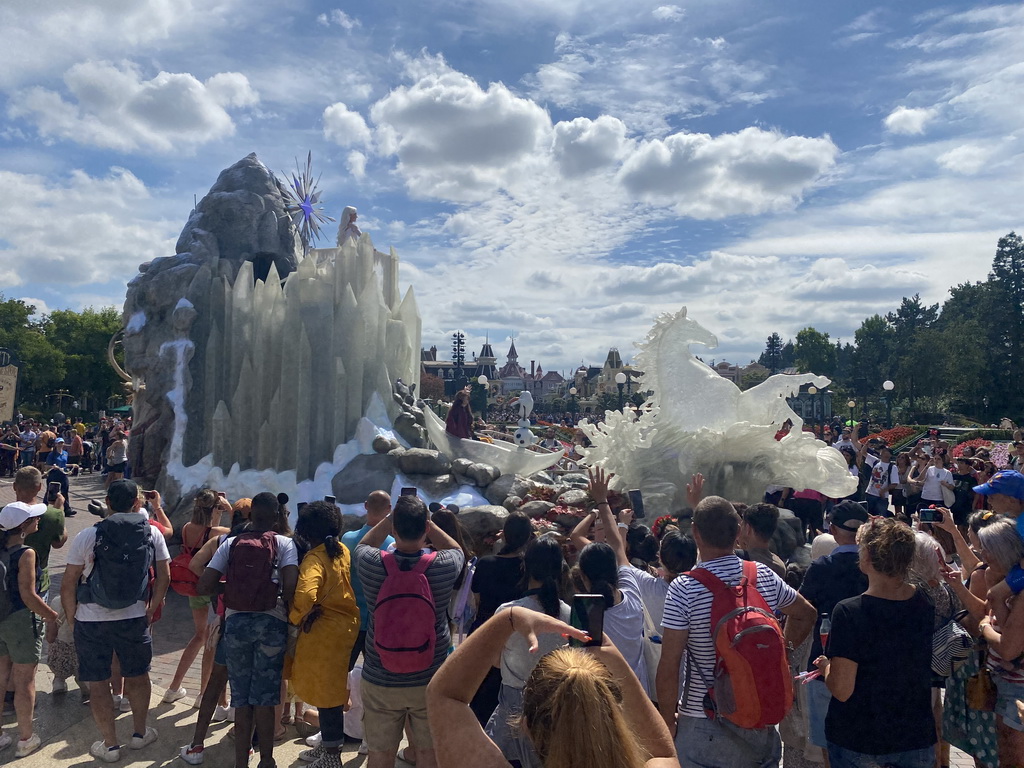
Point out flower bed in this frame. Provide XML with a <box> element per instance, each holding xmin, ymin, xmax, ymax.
<box><xmin>862</xmin><ymin>426</ymin><xmax>919</xmax><ymax>447</ymax></box>
<box><xmin>951</xmin><ymin>438</ymin><xmax>993</xmax><ymax>458</ymax></box>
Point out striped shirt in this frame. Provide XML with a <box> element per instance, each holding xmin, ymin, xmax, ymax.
<box><xmin>356</xmin><ymin>545</ymin><xmax>464</xmax><ymax>688</ymax></box>
<box><xmin>663</xmin><ymin>555</ymin><xmax>797</xmax><ymax>718</ymax></box>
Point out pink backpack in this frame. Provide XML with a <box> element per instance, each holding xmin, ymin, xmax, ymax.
<box><xmin>374</xmin><ymin>551</ymin><xmax>437</xmax><ymax>673</ymax></box>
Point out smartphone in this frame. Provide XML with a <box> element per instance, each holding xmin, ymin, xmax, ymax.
<box><xmin>144</xmin><ymin>490</ymin><xmax>157</xmax><ymax>500</ymax></box>
<box><xmin>324</xmin><ymin>494</ymin><xmax>336</xmax><ymax>504</ymax></box>
<box><xmin>628</xmin><ymin>489</ymin><xmax>645</xmax><ymax>520</ymax></box>
<box><xmin>217</xmin><ymin>491</ymin><xmax>227</xmax><ymax>499</ymax></box>
<box><xmin>296</xmin><ymin>501</ymin><xmax>307</xmax><ymax>513</ymax></box>
<box><xmin>569</xmin><ymin>594</ymin><xmax>605</xmax><ymax>648</ymax></box>
<box><xmin>47</xmin><ymin>481</ymin><xmax>61</xmax><ymax>502</ymax></box>
<box><xmin>401</xmin><ymin>487</ymin><xmax>418</xmax><ymax>497</ymax></box>
<box><xmin>919</xmin><ymin>506</ymin><xmax>942</xmax><ymax>523</ymax></box>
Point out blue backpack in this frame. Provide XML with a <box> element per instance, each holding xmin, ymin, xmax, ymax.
<box><xmin>78</xmin><ymin>516</ymin><xmax>155</xmax><ymax>610</ymax></box>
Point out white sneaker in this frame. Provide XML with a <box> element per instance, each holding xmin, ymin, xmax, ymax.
<box><xmin>179</xmin><ymin>743</ymin><xmax>205</xmax><ymax>765</ymax></box>
<box><xmin>119</xmin><ymin>695</ymin><xmax>133</xmax><ymax>712</ymax></box>
<box><xmin>0</xmin><ymin>732</ymin><xmax>13</xmax><ymax>750</ymax></box>
<box><xmin>304</xmin><ymin>731</ymin><xmax>322</xmax><ymax>748</ymax></box>
<box><xmin>163</xmin><ymin>687</ymin><xmax>187</xmax><ymax>703</ymax></box>
<box><xmin>16</xmin><ymin>733</ymin><xmax>42</xmax><ymax>758</ymax></box>
<box><xmin>90</xmin><ymin>740</ymin><xmax>121</xmax><ymax>762</ymax></box>
<box><xmin>213</xmin><ymin>705</ymin><xmax>234</xmax><ymax>722</ymax></box>
<box><xmin>357</xmin><ymin>740</ymin><xmax>368</xmax><ymax>755</ymax></box>
<box><xmin>52</xmin><ymin>677</ymin><xmax>68</xmax><ymax>693</ymax></box>
<box><xmin>111</xmin><ymin>694</ymin><xmax>122</xmax><ymax>709</ymax></box>
<box><xmin>130</xmin><ymin>727</ymin><xmax>158</xmax><ymax>750</ymax></box>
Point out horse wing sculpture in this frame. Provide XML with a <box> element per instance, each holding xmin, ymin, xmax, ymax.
<box><xmin>581</xmin><ymin>306</ymin><xmax>856</xmax><ymax>514</ymax></box>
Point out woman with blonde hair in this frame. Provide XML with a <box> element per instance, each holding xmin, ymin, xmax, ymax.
<box><xmin>427</xmin><ymin>606</ymin><xmax>678</xmax><ymax>768</ymax></box>
<box><xmin>164</xmin><ymin>489</ymin><xmax>230</xmax><ymax>703</ymax></box>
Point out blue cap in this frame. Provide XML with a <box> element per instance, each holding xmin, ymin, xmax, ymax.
<box><xmin>974</xmin><ymin>470</ymin><xmax>1024</xmax><ymax>500</ymax></box>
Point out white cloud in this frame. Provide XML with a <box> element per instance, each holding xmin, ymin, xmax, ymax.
<box><xmin>18</xmin><ymin>297</ymin><xmax>52</xmax><ymax>318</ymax></box>
<box><xmin>551</xmin><ymin>116</ymin><xmax>630</xmax><ymax>177</ymax></box>
<box><xmin>8</xmin><ymin>61</ymin><xmax>259</xmax><ymax>153</ymax></box>
<box><xmin>323</xmin><ymin>102</ymin><xmax>372</xmax><ymax>147</ymax></box>
<box><xmin>652</xmin><ymin>5</ymin><xmax>684</xmax><ymax>22</ymax></box>
<box><xmin>317</xmin><ymin>9</ymin><xmax>359</xmax><ymax>29</ymax></box>
<box><xmin>0</xmin><ymin>0</ymin><xmax>247</xmax><ymax>89</ymax></box>
<box><xmin>347</xmin><ymin>150</ymin><xmax>367</xmax><ymax>179</ymax></box>
<box><xmin>617</xmin><ymin>128</ymin><xmax>839</xmax><ymax>217</ymax></box>
<box><xmin>937</xmin><ymin>143</ymin><xmax>993</xmax><ymax>175</ymax></box>
<box><xmin>0</xmin><ymin>168</ymin><xmax>178</xmax><ymax>288</ymax></box>
<box><xmin>370</xmin><ymin>62</ymin><xmax>552</xmax><ymax>201</ymax></box>
<box><xmin>883</xmin><ymin>106</ymin><xmax>938</xmax><ymax>135</ymax></box>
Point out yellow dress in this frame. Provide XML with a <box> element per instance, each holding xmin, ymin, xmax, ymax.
<box><xmin>288</xmin><ymin>543</ymin><xmax>360</xmax><ymax>708</ymax></box>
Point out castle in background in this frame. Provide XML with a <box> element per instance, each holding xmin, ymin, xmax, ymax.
<box><xmin>421</xmin><ymin>338</ymin><xmax>565</xmax><ymax>400</ymax></box>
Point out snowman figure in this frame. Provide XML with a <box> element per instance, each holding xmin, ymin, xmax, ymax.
<box><xmin>509</xmin><ymin>391</ymin><xmax>536</xmax><ymax>447</ymax></box>
<box><xmin>514</xmin><ymin>425</ymin><xmax>535</xmax><ymax>447</ymax></box>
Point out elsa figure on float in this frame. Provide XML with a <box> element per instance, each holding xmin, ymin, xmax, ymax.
<box><xmin>337</xmin><ymin>206</ymin><xmax>362</xmax><ymax>245</ymax></box>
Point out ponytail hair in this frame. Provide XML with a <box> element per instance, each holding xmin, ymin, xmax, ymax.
<box><xmin>522</xmin><ymin>648</ymin><xmax>647</xmax><ymax>768</ymax></box>
<box><xmin>522</xmin><ymin>536</ymin><xmax>564</xmax><ymax>617</ymax></box>
<box><xmin>323</xmin><ymin>535</ymin><xmax>342</xmax><ymax>559</ymax></box>
<box><xmin>191</xmin><ymin>489</ymin><xmax>218</xmax><ymax>526</ymax></box>
<box><xmin>578</xmin><ymin>542</ymin><xmax>618</xmax><ymax>608</ymax></box>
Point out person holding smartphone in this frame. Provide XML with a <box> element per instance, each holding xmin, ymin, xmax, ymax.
<box><xmin>427</xmin><ymin>607</ymin><xmax>677</xmax><ymax>768</ymax></box>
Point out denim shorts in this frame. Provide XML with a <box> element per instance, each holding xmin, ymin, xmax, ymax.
<box><xmin>74</xmin><ymin>616</ymin><xmax>152</xmax><ymax>681</ymax></box>
<box><xmin>995</xmin><ymin>676</ymin><xmax>1024</xmax><ymax>731</ymax></box>
<box><xmin>675</xmin><ymin>714</ymin><xmax>781</xmax><ymax>768</ymax></box>
<box><xmin>827</xmin><ymin>742</ymin><xmax>934</xmax><ymax>768</ymax></box>
<box><xmin>223</xmin><ymin>612</ymin><xmax>287</xmax><ymax>707</ymax></box>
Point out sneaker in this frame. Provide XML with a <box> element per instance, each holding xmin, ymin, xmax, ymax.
<box><xmin>310</xmin><ymin>750</ymin><xmax>342</xmax><ymax>768</ymax></box>
<box><xmin>111</xmin><ymin>694</ymin><xmax>122</xmax><ymax>709</ymax></box>
<box><xmin>213</xmin><ymin>705</ymin><xmax>234</xmax><ymax>722</ymax></box>
<box><xmin>119</xmin><ymin>696</ymin><xmax>133</xmax><ymax>713</ymax></box>
<box><xmin>304</xmin><ymin>732</ymin><xmax>322</xmax><ymax>748</ymax></box>
<box><xmin>163</xmin><ymin>687</ymin><xmax>187</xmax><ymax>704</ymax></box>
<box><xmin>130</xmin><ymin>727</ymin><xmax>158</xmax><ymax>749</ymax></box>
<box><xmin>357</xmin><ymin>741</ymin><xmax>368</xmax><ymax>755</ymax></box>
<box><xmin>298</xmin><ymin>743</ymin><xmax>325</xmax><ymax>762</ymax></box>
<box><xmin>53</xmin><ymin>677</ymin><xmax>68</xmax><ymax>693</ymax></box>
<box><xmin>179</xmin><ymin>744</ymin><xmax>205</xmax><ymax>765</ymax></box>
<box><xmin>0</xmin><ymin>732</ymin><xmax>12</xmax><ymax>750</ymax></box>
<box><xmin>90</xmin><ymin>740</ymin><xmax>121</xmax><ymax>763</ymax></box>
<box><xmin>15</xmin><ymin>734</ymin><xmax>42</xmax><ymax>758</ymax></box>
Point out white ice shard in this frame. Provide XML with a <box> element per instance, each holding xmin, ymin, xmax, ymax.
<box><xmin>422</xmin><ymin>407</ymin><xmax>566</xmax><ymax>477</ymax></box>
<box><xmin>580</xmin><ymin>307</ymin><xmax>856</xmax><ymax>513</ymax></box>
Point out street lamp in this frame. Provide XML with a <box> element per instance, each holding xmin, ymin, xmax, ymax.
<box><xmin>807</xmin><ymin>386</ymin><xmax>818</xmax><ymax>433</ymax></box>
<box><xmin>615</xmin><ymin>372</ymin><xmax>627</xmax><ymax>411</ymax></box>
<box><xmin>882</xmin><ymin>380</ymin><xmax>894</xmax><ymax>428</ymax></box>
<box><xmin>847</xmin><ymin>399</ymin><xmax>856</xmax><ymax>428</ymax></box>
<box><xmin>983</xmin><ymin>396</ymin><xmax>990</xmax><ymax>424</ymax></box>
<box><xmin>569</xmin><ymin>386</ymin><xmax>578</xmax><ymax>416</ymax></box>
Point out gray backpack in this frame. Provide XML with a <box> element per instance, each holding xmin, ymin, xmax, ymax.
<box><xmin>0</xmin><ymin>545</ymin><xmax>27</xmax><ymax>622</ymax></box>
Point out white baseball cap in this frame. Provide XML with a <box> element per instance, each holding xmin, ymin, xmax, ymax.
<box><xmin>0</xmin><ymin>501</ymin><xmax>46</xmax><ymax>531</ymax></box>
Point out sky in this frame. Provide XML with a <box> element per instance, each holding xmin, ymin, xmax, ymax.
<box><xmin>0</xmin><ymin>1</ymin><xmax>1020</xmax><ymax>376</ymax></box>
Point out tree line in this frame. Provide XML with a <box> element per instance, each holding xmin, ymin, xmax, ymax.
<box><xmin>753</xmin><ymin>232</ymin><xmax>1024</xmax><ymax>426</ymax></box>
<box><xmin>0</xmin><ymin>295</ymin><xmax>125</xmax><ymax>419</ymax></box>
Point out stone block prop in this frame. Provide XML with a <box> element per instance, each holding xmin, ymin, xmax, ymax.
<box><xmin>331</xmin><ymin>454</ymin><xmax>397</xmax><ymax>505</ymax></box>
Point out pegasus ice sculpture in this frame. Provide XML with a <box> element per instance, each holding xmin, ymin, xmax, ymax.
<box><xmin>580</xmin><ymin>307</ymin><xmax>856</xmax><ymax>513</ymax></box>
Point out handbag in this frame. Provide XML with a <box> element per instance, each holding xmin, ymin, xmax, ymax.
<box><xmin>932</xmin><ymin>586</ymin><xmax>972</xmax><ymax>677</ymax></box>
<box><xmin>966</xmin><ymin>647</ymin><xmax>997</xmax><ymax>712</ymax></box>
<box><xmin>941</xmin><ymin>484</ymin><xmax>956</xmax><ymax>507</ymax></box>
<box><xmin>641</xmin><ymin>599</ymin><xmax>662</xmax><ymax>697</ymax></box>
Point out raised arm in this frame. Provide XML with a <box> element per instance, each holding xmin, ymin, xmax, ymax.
<box><xmin>570</xmin><ymin>510</ymin><xmax>596</xmax><ymax>552</ymax></box>
<box><xmin>932</xmin><ymin>509</ymin><xmax>979</xmax><ymax>574</ymax></box>
<box><xmin>590</xmin><ymin>467</ymin><xmax>628</xmax><ymax>567</ymax></box>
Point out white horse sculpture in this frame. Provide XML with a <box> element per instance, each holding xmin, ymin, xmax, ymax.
<box><xmin>581</xmin><ymin>307</ymin><xmax>856</xmax><ymax>511</ymax></box>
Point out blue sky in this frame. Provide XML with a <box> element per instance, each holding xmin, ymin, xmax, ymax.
<box><xmin>0</xmin><ymin>1</ymin><xmax>1019</xmax><ymax>376</ymax></box>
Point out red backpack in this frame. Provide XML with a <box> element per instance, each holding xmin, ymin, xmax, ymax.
<box><xmin>222</xmin><ymin>531</ymin><xmax>279</xmax><ymax>612</ymax></box>
<box><xmin>169</xmin><ymin>526</ymin><xmax>211</xmax><ymax>597</ymax></box>
<box><xmin>686</xmin><ymin>561</ymin><xmax>793</xmax><ymax>729</ymax></box>
<box><xmin>373</xmin><ymin>551</ymin><xmax>437</xmax><ymax>673</ymax></box>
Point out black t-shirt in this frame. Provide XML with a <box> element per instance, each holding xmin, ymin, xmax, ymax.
<box><xmin>825</xmin><ymin>589</ymin><xmax>936</xmax><ymax>754</ymax></box>
<box><xmin>470</xmin><ymin>554</ymin><xmax>524</xmax><ymax>631</ymax></box>
<box><xmin>798</xmin><ymin>549</ymin><xmax>868</xmax><ymax>672</ymax></box>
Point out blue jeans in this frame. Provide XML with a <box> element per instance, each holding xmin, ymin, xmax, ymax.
<box><xmin>865</xmin><ymin>494</ymin><xmax>890</xmax><ymax>517</ymax></box>
<box><xmin>827</xmin><ymin>742</ymin><xmax>934</xmax><ymax>768</ymax></box>
<box><xmin>675</xmin><ymin>715</ymin><xmax>781</xmax><ymax>768</ymax></box>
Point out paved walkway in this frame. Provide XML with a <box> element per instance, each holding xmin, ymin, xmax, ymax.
<box><xmin>0</xmin><ymin>470</ymin><xmax>978</xmax><ymax>766</ymax></box>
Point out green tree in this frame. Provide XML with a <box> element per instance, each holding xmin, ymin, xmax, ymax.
<box><xmin>47</xmin><ymin>307</ymin><xmax>124</xmax><ymax>412</ymax></box>
<box><xmin>0</xmin><ymin>295</ymin><xmax>65</xmax><ymax>410</ymax></box>
<box><xmin>852</xmin><ymin>315</ymin><xmax>894</xmax><ymax>391</ymax></box>
<box><xmin>780</xmin><ymin>340</ymin><xmax>797</xmax><ymax>370</ymax></box>
<box><xmin>759</xmin><ymin>332</ymin><xmax>784</xmax><ymax>374</ymax></box>
<box><xmin>888</xmin><ymin>294</ymin><xmax>939</xmax><ymax>410</ymax></box>
<box><xmin>989</xmin><ymin>232</ymin><xmax>1024</xmax><ymax>416</ymax></box>
<box><xmin>936</xmin><ymin>281</ymin><xmax>995</xmax><ymax>419</ymax></box>
<box><xmin>740</xmin><ymin>368</ymin><xmax>770</xmax><ymax>391</ymax></box>
<box><xmin>794</xmin><ymin>327</ymin><xmax>836</xmax><ymax>375</ymax></box>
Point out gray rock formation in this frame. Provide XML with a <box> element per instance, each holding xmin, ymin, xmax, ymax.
<box><xmin>466</xmin><ymin>462</ymin><xmax>500</xmax><ymax>487</ymax></box>
<box><xmin>557</xmin><ymin>489</ymin><xmax>590</xmax><ymax>507</ymax></box>
<box><xmin>484</xmin><ymin>474</ymin><xmax>519</xmax><ymax>505</ymax></box>
<box><xmin>503</xmin><ymin>496</ymin><xmax>523</xmax><ymax>511</ymax></box>
<box><xmin>518</xmin><ymin>500</ymin><xmax>555</xmax><ymax>518</ymax></box>
<box><xmin>398</xmin><ymin>448</ymin><xmax>450</xmax><ymax>476</ymax></box>
<box><xmin>458</xmin><ymin>505</ymin><xmax>511</xmax><ymax>552</ymax></box>
<box><xmin>331</xmin><ymin>454</ymin><xmax>396</xmax><ymax>504</ymax></box>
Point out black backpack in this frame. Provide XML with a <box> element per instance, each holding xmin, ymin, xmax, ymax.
<box><xmin>0</xmin><ymin>545</ymin><xmax>27</xmax><ymax>622</ymax></box>
<box><xmin>78</xmin><ymin>516</ymin><xmax>155</xmax><ymax>610</ymax></box>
